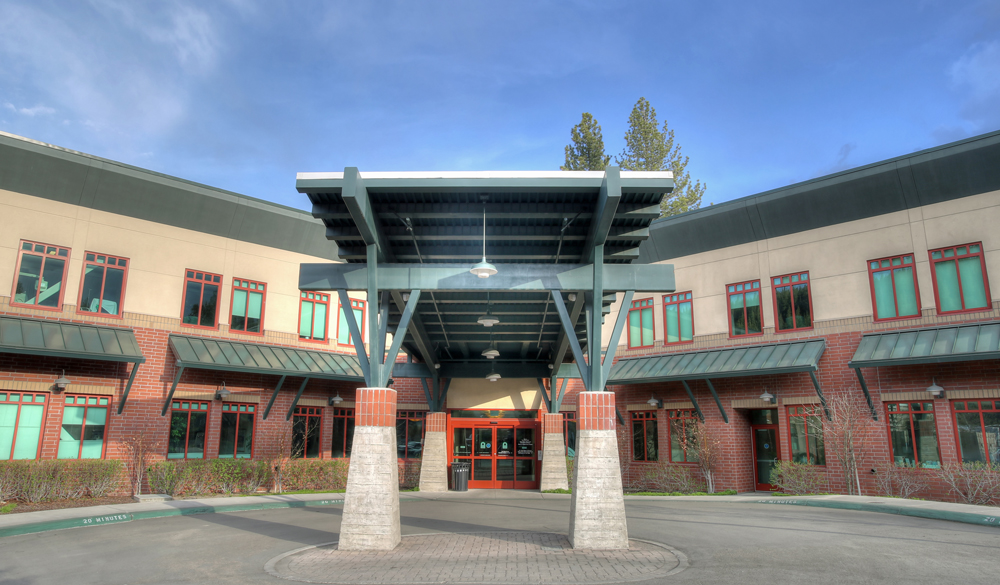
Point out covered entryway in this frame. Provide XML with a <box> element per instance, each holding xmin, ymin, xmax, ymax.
<box><xmin>449</xmin><ymin>410</ymin><xmax>539</xmax><ymax>489</ymax></box>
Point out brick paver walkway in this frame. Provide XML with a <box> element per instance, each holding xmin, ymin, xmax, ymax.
<box><xmin>265</xmin><ymin>532</ymin><xmax>684</xmax><ymax>584</ymax></box>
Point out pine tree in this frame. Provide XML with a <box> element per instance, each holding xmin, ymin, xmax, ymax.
<box><xmin>616</xmin><ymin>97</ymin><xmax>705</xmax><ymax>217</ymax></box>
<box><xmin>561</xmin><ymin>113</ymin><xmax>610</xmax><ymax>171</ymax></box>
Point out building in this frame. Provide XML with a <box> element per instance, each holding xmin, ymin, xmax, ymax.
<box><xmin>1</xmin><ymin>129</ymin><xmax>999</xmax><ymax>507</ymax></box>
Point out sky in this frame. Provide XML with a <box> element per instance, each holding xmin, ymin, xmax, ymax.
<box><xmin>1</xmin><ymin>0</ymin><xmax>998</xmax><ymax>211</ymax></box>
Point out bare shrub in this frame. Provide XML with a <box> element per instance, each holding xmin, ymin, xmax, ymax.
<box><xmin>823</xmin><ymin>390</ymin><xmax>880</xmax><ymax>495</ymax></box>
<box><xmin>239</xmin><ymin>460</ymin><xmax>272</xmax><ymax>494</ymax></box>
<box><xmin>642</xmin><ymin>462</ymin><xmax>706</xmax><ymax>493</ymax></box>
<box><xmin>0</xmin><ymin>462</ymin><xmax>24</xmax><ymax>502</ymax></box>
<box><xmin>181</xmin><ymin>460</ymin><xmax>215</xmax><ymax>495</ymax></box>
<box><xmin>265</xmin><ymin>424</ymin><xmax>302</xmax><ymax>494</ymax></box>
<box><xmin>121</xmin><ymin>429</ymin><xmax>161</xmax><ymax>496</ymax></box>
<box><xmin>770</xmin><ymin>461</ymin><xmax>828</xmax><ymax>495</ymax></box>
<box><xmin>935</xmin><ymin>462</ymin><xmax>1000</xmax><ymax>506</ymax></box>
<box><xmin>872</xmin><ymin>464</ymin><xmax>928</xmax><ymax>499</ymax></box>
<box><xmin>682</xmin><ymin>421</ymin><xmax>723</xmax><ymax>493</ymax></box>
<box><xmin>211</xmin><ymin>459</ymin><xmax>244</xmax><ymax>495</ymax></box>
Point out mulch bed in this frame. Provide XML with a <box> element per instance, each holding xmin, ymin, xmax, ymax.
<box><xmin>1</xmin><ymin>496</ymin><xmax>135</xmax><ymax>515</ymax></box>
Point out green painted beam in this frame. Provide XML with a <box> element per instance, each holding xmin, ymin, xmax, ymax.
<box><xmin>583</xmin><ymin>168</ymin><xmax>621</xmax><ymax>263</ymax></box>
<box><xmin>341</xmin><ymin>168</ymin><xmax>392</xmax><ymax>263</ymax></box>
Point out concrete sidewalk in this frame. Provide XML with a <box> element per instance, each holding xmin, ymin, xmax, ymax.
<box><xmin>2</xmin><ymin>489</ymin><xmax>998</xmax><ymax>537</ymax></box>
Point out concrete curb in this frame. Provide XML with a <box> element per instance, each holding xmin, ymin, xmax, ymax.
<box><xmin>748</xmin><ymin>497</ymin><xmax>1000</xmax><ymax>528</ymax></box>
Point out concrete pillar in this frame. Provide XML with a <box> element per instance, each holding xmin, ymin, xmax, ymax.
<box><xmin>539</xmin><ymin>413</ymin><xmax>569</xmax><ymax>491</ymax></box>
<box><xmin>418</xmin><ymin>412</ymin><xmax>448</xmax><ymax>492</ymax></box>
<box><xmin>338</xmin><ymin>387</ymin><xmax>400</xmax><ymax>550</ymax></box>
<box><xmin>568</xmin><ymin>391</ymin><xmax>628</xmax><ymax>550</ymax></box>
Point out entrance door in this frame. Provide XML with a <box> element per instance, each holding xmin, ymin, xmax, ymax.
<box><xmin>751</xmin><ymin>425</ymin><xmax>780</xmax><ymax>491</ymax></box>
<box><xmin>454</xmin><ymin>424</ymin><xmax>537</xmax><ymax>489</ymax></box>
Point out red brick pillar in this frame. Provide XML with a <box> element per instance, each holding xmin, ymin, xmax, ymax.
<box><xmin>339</xmin><ymin>387</ymin><xmax>400</xmax><ymax>550</ymax></box>
<box><xmin>540</xmin><ymin>413</ymin><xmax>569</xmax><ymax>491</ymax></box>
<box><xmin>419</xmin><ymin>412</ymin><xmax>448</xmax><ymax>492</ymax></box>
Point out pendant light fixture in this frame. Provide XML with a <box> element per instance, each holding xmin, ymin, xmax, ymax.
<box><xmin>482</xmin><ymin>331</ymin><xmax>500</xmax><ymax>359</ymax></box>
<box><xmin>486</xmin><ymin>361</ymin><xmax>501</xmax><ymax>382</ymax></box>
<box><xmin>477</xmin><ymin>291</ymin><xmax>500</xmax><ymax>327</ymax></box>
<box><xmin>470</xmin><ymin>202</ymin><xmax>498</xmax><ymax>279</ymax></box>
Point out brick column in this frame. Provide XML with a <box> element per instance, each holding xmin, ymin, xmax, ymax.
<box><xmin>339</xmin><ymin>388</ymin><xmax>400</xmax><ymax>550</ymax></box>
<box><xmin>568</xmin><ymin>392</ymin><xmax>628</xmax><ymax>549</ymax></box>
<box><xmin>540</xmin><ymin>413</ymin><xmax>569</xmax><ymax>491</ymax></box>
<box><xmin>418</xmin><ymin>412</ymin><xmax>448</xmax><ymax>492</ymax></box>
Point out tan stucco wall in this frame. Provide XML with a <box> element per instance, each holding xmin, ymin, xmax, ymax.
<box><xmin>446</xmin><ymin>377</ymin><xmax>543</xmax><ymax>410</ymax></box>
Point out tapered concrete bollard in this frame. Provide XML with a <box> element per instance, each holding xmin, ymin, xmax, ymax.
<box><xmin>539</xmin><ymin>413</ymin><xmax>569</xmax><ymax>491</ymax></box>
<box><xmin>338</xmin><ymin>388</ymin><xmax>401</xmax><ymax>550</ymax></box>
<box><xmin>568</xmin><ymin>392</ymin><xmax>628</xmax><ymax>549</ymax></box>
<box><xmin>418</xmin><ymin>412</ymin><xmax>448</xmax><ymax>492</ymax></box>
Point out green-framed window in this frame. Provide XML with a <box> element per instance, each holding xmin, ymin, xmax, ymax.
<box><xmin>230</xmin><ymin>279</ymin><xmax>266</xmax><ymax>334</ymax></box>
<box><xmin>168</xmin><ymin>401</ymin><xmax>209</xmax><ymax>459</ymax></box>
<box><xmin>300</xmin><ymin>292</ymin><xmax>331</xmax><ymax>342</ymax></box>
<box><xmin>787</xmin><ymin>405</ymin><xmax>825</xmax><ymax>465</ymax></box>
<box><xmin>12</xmin><ymin>240</ymin><xmax>70</xmax><ymax>309</ymax></box>
<box><xmin>628</xmin><ymin>298</ymin><xmax>655</xmax><ymax>349</ymax></box>
<box><xmin>58</xmin><ymin>395</ymin><xmax>109</xmax><ymax>459</ymax></box>
<box><xmin>0</xmin><ymin>392</ymin><xmax>47</xmax><ymax>460</ymax></box>
<box><xmin>336</xmin><ymin>297</ymin><xmax>366</xmax><ymax>345</ymax></box>
<box><xmin>929</xmin><ymin>243</ymin><xmax>990</xmax><ymax>314</ymax></box>
<box><xmin>218</xmin><ymin>403</ymin><xmax>255</xmax><ymax>459</ymax></box>
<box><xmin>662</xmin><ymin>292</ymin><xmax>694</xmax><ymax>344</ymax></box>
<box><xmin>868</xmin><ymin>254</ymin><xmax>920</xmax><ymax>321</ymax></box>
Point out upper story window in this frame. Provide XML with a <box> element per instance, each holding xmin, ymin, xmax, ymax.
<box><xmin>953</xmin><ymin>400</ymin><xmax>999</xmax><ymax>466</ymax></box>
<box><xmin>772</xmin><ymin>272</ymin><xmax>812</xmax><ymax>332</ymax></box>
<box><xmin>628</xmin><ymin>298</ymin><xmax>655</xmax><ymax>349</ymax></box>
<box><xmin>929</xmin><ymin>243</ymin><xmax>990</xmax><ymax>314</ymax></box>
<box><xmin>662</xmin><ymin>292</ymin><xmax>693</xmax><ymax>345</ymax></box>
<box><xmin>79</xmin><ymin>253</ymin><xmax>128</xmax><ymax>317</ymax></box>
<box><xmin>181</xmin><ymin>270</ymin><xmax>221</xmax><ymax>329</ymax></box>
<box><xmin>230</xmin><ymin>279</ymin><xmax>266</xmax><ymax>335</ymax></box>
<box><xmin>727</xmin><ymin>280</ymin><xmax>762</xmax><ymax>337</ymax></box>
<box><xmin>0</xmin><ymin>391</ymin><xmax>47</xmax><ymax>460</ymax></box>
<box><xmin>337</xmin><ymin>297</ymin><xmax>366</xmax><ymax>345</ymax></box>
<box><xmin>667</xmin><ymin>409</ymin><xmax>699</xmax><ymax>463</ymax></box>
<box><xmin>631</xmin><ymin>410</ymin><xmax>658</xmax><ymax>462</ymax></box>
<box><xmin>12</xmin><ymin>240</ymin><xmax>70</xmax><ymax>310</ymax></box>
<box><xmin>868</xmin><ymin>254</ymin><xmax>920</xmax><ymax>321</ymax></box>
<box><xmin>300</xmin><ymin>292</ymin><xmax>331</xmax><ymax>342</ymax></box>
<box><xmin>787</xmin><ymin>405</ymin><xmax>825</xmax><ymax>465</ymax></box>
<box><xmin>885</xmin><ymin>401</ymin><xmax>940</xmax><ymax>468</ymax></box>
<box><xmin>58</xmin><ymin>395</ymin><xmax>109</xmax><ymax>459</ymax></box>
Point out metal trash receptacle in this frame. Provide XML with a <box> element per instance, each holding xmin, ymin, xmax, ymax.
<box><xmin>451</xmin><ymin>461</ymin><xmax>470</xmax><ymax>491</ymax></box>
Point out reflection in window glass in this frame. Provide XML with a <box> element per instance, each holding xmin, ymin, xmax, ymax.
<box><xmin>953</xmin><ymin>401</ymin><xmax>1000</xmax><ymax>465</ymax></box>
<box><xmin>886</xmin><ymin>402</ymin><xmax>940</xmax><ymax>468</ymax></box>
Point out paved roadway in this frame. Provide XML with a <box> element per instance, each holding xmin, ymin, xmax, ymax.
<box><xmin>2</xmin><ymin>497</ymin><xmax>998</xmax><ymax>584</ymax></box>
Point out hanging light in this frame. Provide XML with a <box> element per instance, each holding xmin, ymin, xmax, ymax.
<box><xmin>482</xmin><ymin>331</ymin><xmax>500</xmax><ymax>359</ymax></box>
<box><xmin>328</xmin><ymin>393</ymin><xmax>344</xmax><ymax>406</ymax></box>
<box><xmin>53</xmin><ymin>369</ymin><xmax>71</xmax><ymax>391</ymax></box>
<box><xmin>470</xmin><ymin>203</ymin><xmax>498</xmax><ymax>278</ymax></box>
<box><xmin>215</xmin><ymin>382</ymin><xmax>231</xmax><ymax>401</ymax></box>
<box><xmin>486</xmin><ymin>362</ymin><xmax>501</xmax><ymax>382</ymax></box>
<box><xmin>647</xmin><ymin>395</ymin><xmax>661</xmax><ymax>408</ymax></box>
<box><xmin>477</xmin><ymin>291</ymin><xmax>500</xmax><ymax>327</ymax></box>
<box><xmin>926</xmin><ymin>378</ymin><xmax>944</xmax><ymax>398</ymax></box>
<box><xmin>759</xmin><ymin>390</ymin><xmax>775</xmax><ymax>404</ymax></box>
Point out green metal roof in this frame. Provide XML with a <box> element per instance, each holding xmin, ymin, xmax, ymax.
<box><xmin>168</xmin><ymin>335</ymin><xmax>364</xmax><ymax>381</ymax></box>
<box><xmin>607</xmin><ymin>339</ymin><xmax>826</xmax><ymax>384</ymax></box>
<box><xmin>848</xmin><ymin>321</ymin><xmax>1000</xmax><ymax>368</ymax></box>
<box><xmin>0</xmin><ymin>315</ymin><xmax>144</xmax><ymax>363</ymax></box>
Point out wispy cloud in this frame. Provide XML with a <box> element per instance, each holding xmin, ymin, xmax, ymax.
<box><xmin>949</xmin><ymin>39</ymin><xmax>1000</xmax><ymax>130</ymax></box>
<box><xmin>4</xmin><ymin>102</ymin><xmax>55</xmax><ymax>116</ymax></box>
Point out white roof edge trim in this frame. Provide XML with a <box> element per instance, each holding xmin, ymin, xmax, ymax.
<box><xmin>297</xmin><ymin>170</ymin><xmax>673</xmax><ymax>180</ymax></box>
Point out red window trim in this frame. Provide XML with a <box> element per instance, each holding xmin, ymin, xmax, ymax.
<box><xmin>335</xmin><ymin>297</ymin><xmax>367</xmax><ymax>347</ymax></box>
<box><xmin>866</xmin><ymin>253</ymin><xmax>922</xmax><ymax>323</ymax></box>
<box><xmin>396</xmin><ymin>410</ymin><xmax>427</xmax><ymax>461</ymax></box>
<box><xmin>229</xmin><ymin>278</ymin><xmax>267</xmax><ymax>336</ymax></box>
<box><xmin>562</xmin><ymin>411</ymin><xmax>576</xmax><ymax>457</ymax></box>
<box><xmin>61</xmin><ymin>394</ymin><xmax>111</xmax><ymax>459</ymax></box>
<box><xmin>0</xmin><ymin>391</ymin><xmax>48</xmax><ymax>461</ymax></box>
<box><xmin>10</xmin><ymin>239</ymin><xmax>71</xmax><ymax>312</ymax></box>
<box><xmin>726</xmin><ymin>279</ymin><xmax>764</xmax><ymax>339</ymax></box>
<box><xmin>927</xmin><ymin>242</ymin><xmax>992</xmax><ymax>316</ymax></box>
<box><xmin>76</xmin><ymin>251</ymin><xmax>130</xmax><ymax>320</ymax></box>
<box><xmin>627</xmin><ymin>298</ymin><xmax>655</xmax><ymax>349</ymax></box>
<box><xmin>661</xmin><ymin>292</ymin><xmax>695</xmax><ymax>346</ymax></box>
<box><xmin>631</xmin><ymin>410</ymin><xmax>658</xmax><ymax>462</ymax></box>
<box><xmin>785</xmin><ymin>405</ymin><xmax>825</xmax><ymax>466</ymax></box>
<box><xmin>331</xmin><ymin>407</ymin><xmax>355</xmax><ymax>459</ymax></box>
<box><xmin>770</xmin><ymin>271</ymin><xmax>814</xmax><ymax>333</ymax></box>
<box><xmin>884</xmin><ymin>400</ymin><xmax>940</xmax><ymax>469</ymax></box>
<box><xmin>292</xmin><ymin>405</ymin><xmax>324</xmax><ymax>459</ymax></box>
<box><xmin>218</xmin><ymin>402</ymin><xmax>256</xmax><ymax>459</ymax></box>
<box><xmin>168</xmin><ymin>400</ymin><xmax>210</xmax><ymax>460</ymax></box>
<box><xmin>951</xmin><ymin>399</ymin><xmax>999</xmax><ymax>466</ymax></box>
<box><xmin>666</xmin><ymin>409</ymin><xmax>699</xmax><ymax>464</ymax></box>
<box><xmin>179</xmin><ymin>269</ymin><xmax>222</xmax><ymax>330</ymax></box>
<box><xmin>298</xmin><ymin>291</ymin><xmax>332</xmax><ymax>344</ymax></box>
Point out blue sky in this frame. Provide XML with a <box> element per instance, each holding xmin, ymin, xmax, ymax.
<box><xmin>1</xmin><ymin>0</ymin><xmax>998</xmax><ymax>210</ymax></box>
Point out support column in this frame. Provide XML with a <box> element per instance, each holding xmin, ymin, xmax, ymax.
<box><xmin>339</xmin><ymin>387</ymin><xmax>400</xmax><ymax>550</ymax></box>
<box><xmin>540</xmin><ymin>413</ymin><xmax>569</xmax><ymax>491</ymax></box>
<box><xmin>569</xmin><ymin>391</ymin><xmax>628</xmax><ymax>550</ymax></box>
<box><xmin>418</xmin><ymin>412</ymin><xmax>448</xmax><ymax>492</ymax></box>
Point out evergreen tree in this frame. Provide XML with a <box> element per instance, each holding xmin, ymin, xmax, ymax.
<box><xmin>616</xmin><ymin>97</ymin><xmax>705</xmax><ymax>217</ymax></box>
<box><xmin>561</xmin><ymin>113</ymin><xmax>610</xmax><ymax>171</ymax></box>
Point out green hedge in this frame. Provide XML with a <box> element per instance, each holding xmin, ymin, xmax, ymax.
<box><xmin>0</xmin><ymin>460</ymin><xmax>123</xmax><ymax>503</ymax></box>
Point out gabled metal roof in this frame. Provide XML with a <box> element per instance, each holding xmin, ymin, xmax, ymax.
<box><xmin>848</xmin><ymin>321</ymin><xmax>1000</xmax><ymax>368</ymax></box>
<box><xmin>0</xmin><ymin>315</ymin><xmax>144</xmax><ymax>363</ymax></box>
<box><xmin>168</xmin><ymin>335</ymin><xmax>364</xmax><ymax>381</ymax></box>
<box><xmin>608</xmin><ymin>339</ymin><xmax>826</xmax><ymax>384</ymax></box>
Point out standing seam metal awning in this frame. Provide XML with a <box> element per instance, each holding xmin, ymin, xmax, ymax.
<box><xmin>168</xmin><ymin>335</ymin><xmax>365</xmax><ymax>381</ymax></box>
<box><xmin>0</xmin><ymin>315</ymin><xmax>144</xmax><ymax>363</ymax></box>
<box><xmin>848</xmin><ymin>321</ymin><xmax>1000</xmax><ymax>368</ymax></box>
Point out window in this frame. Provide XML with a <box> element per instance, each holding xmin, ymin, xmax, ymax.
<box><xmin>662</xmin><ymin>292</ymin><xmax>694</xmax><ymax>344</ymax></box>
<box><xmin>668</xmin><ymin>410</ymin><xmax>699</xmax><ymax>463</ymax></box>
<box><xmin>230</xmin><ymin>279</ymin><xmax>266</xmax><ymax>334</ymax></box>
<box><xmin>953</xmin><ymin>400</ymin><xmax>1000</xmax><ymax>466</ymax></box>
<box><xmin>868</xmin><ymin>254</ymin><xmax>920</xmax><ymax>321</ymax></box>
<box><xmin>336</xmin><ymin>297</ymin><xmax>366</xmax><ymax>345</ymax></box>
<box><xmin>168</xmin><ymin>401</ymin><xmax>209</xmax><ymax>459</ymax></box>
<box><xmin>787</xmin><ymin>405</ymin><xmax>825</xmax><ymax>465</ymax></box>
<box><xmin>727</xmin><ymin>280</ymin><xmax>762</xmax><ymax>337</ymax></box>
<box><xmin>292</xmin><ymin>406</ymin><xmax>322</xmax><ymax>459</ymax></box>
<box><xmin>886</xmin><ymin>401</ymin><xmax>940</xmax><ymax>468</ymax></box>
<box><xmin>772</xmin><ymin>272</ymin><xmax>812</xmax><ymax>332</ymax></box>
<box><xmin>218</xmin><ymin>403</ymin><xmax>255</xmax><ymax>459</ymax></box>
<box><xmin>300</xmin><ymin>292</ymin><xmax>331</xmax><ymax>342</ymax></box>
<box><xmin>58</xmin><ymin>395</ymin><xmax>109</xmax><ymax>459</ymax></box>
<box><xmin>181</xmin><ymin>270</ymin><xmax>221</xmax><ymax>328</ymax></box>
<box><xmin>12</xmin><ymin>240</ymin><xmax>70</xmax><ymax>309</ymax></box>
<box><xmin>331</xmin><ymin>408</ymin><xmax>355</xmax><ymax>458</ymax></box>
<box><xmin>929</xmin><ymin>243</ymin><xmax>990</xmax><ymax>314</ymax></box>
<box><xmin>0</xmin><ymin>392</ymin><xmax>46</xmax><ymax>460</ymax></box>
<box><xmin>631</xmin><ymin>410</ymin><xmax>658</xmax><ymax>462</ymax></box>
<box><xmin>627</xmin><ymin>298</ymin><xmax>655</xmax><ymax>349</ymax></box>
<box><xmin>78</xmin><ymin>253</ymin><xmax>128</xmax><ymax>317</ymax></box>
<box><xmin>396</xmin><ymin>411</ymin><xmax>426</xmax><ymax>459</ymax></box>
<box><xmin>563</xmin><ymin>412</ymin><xmax>577</xmax><ymax>458</ymax></box>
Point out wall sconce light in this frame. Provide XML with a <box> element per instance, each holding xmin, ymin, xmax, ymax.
<box><xmin>329</xmin><ymin>393</ymin><xmax>344</xmax><ymax>406</ymax></box>
<box><xmin>53</xmin><ymin>370</ymin><xmax>71</xmax><ymax>392</ymax></box>
<box><xmin>759</xmin><ymin>390</ymin><xmax>776</xmax><ymax>404</ymax></box>
<box><xmin>215</xmin><ymin>382</ymin><xmax>231</xmax><ymax>401</ymax></box>
<box><xmin>434</xmin><ymin>363</ymin><xmax>441</xmax><ymax>369</ymax></box>
<box><xmin>646</xmin><ymin>395</ymin><xmax>663</xmax><ymax>409</ymax></box>
<box><xmin>926</xmin><ymin>378</ymin><xmax>945</xmax><ymax>398</ymax></box>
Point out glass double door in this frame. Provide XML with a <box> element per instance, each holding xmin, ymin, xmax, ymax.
<box><xmin>454</xmin><ymin>424</ymin><xmax>537</xmax><ymax>489</ymax></box>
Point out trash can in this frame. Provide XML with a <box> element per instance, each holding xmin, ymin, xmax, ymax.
<box><xmin>451</xmin><ymin>461</ymin><xmax>471</xmax><ymax>492</ymax></box>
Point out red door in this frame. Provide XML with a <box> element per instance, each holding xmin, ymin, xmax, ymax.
<box><xmin>751</xmin><ymin>425</ymin><xmax>780</xmax><ymax>491</ymax></box>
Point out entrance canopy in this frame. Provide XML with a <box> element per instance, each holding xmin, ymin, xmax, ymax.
<box><xmin>297</xmin><ymin>168</ymin><xmax>675</xmax><ymax>386</ymax></box>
